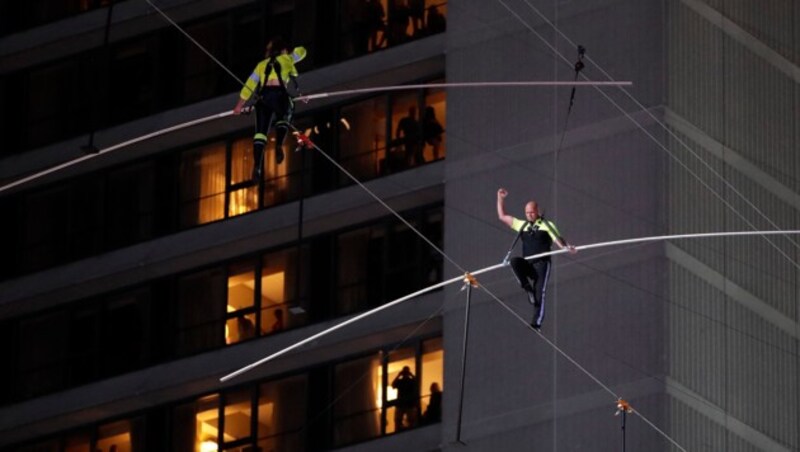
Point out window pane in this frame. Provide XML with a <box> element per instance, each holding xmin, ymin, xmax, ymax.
<box><xmin>63</xmin><ymin>430</ymin><xmax>91</xmax><ymax>452</ymax></box>
<box><xmin>333</xmin><ymin>354</ymin><xmax>382</xmax><ymax>445</ymax></box>
<box><xmin>173</xmin><ymin>395</ymin><xmax>220</xmax><ymax>452</ymax></box>
<box><xmin>229</xmin><ymin>138</ymin><xmax>260</xmax><ymax>217</ymax></box>
<box><xmin>339</xmin><ymin>97</ymin><xmax>387</xmax><ymax>181</ymax></box>
<box><xmin>223</xmin><ymin>388</ymin><xmax>253</xmax><ymax>445</ymax></box>
<box><xmin>389</xmin><ymin>93</ymin><xmax>422</xmax><ymax>172</ymax></box>
<box><xmin>257</xmin><ymin>375</ymin><xmax>308</xmax><ymax>451</ymax></box>
<box><xmin>17</xmin><ymin>440</ymin><xmax>60</xmax><ymax>452</ymax></box>
<box><xmin>258</xmin><ymin>120</ymin><xmax>308</xmax><ymax>208</ymax></box>
<box><xmin>336</xmin><ymin>228</ymin><xmax>381</xmax><ymax>315</ymax></box>
<box><xmin>180</xmin><ymin>143</ymin><xmax>227</xmax><ymax>228</ymax></box>
<box><xmin>102</xmin><ymin>290</ymin><xmax>148</xmax><ymax>376</ymax></box>
<box><xmin>19</xmin><ymin>311</ymin><xmax>68</xmax><ymax>398</ymax></box>
<box><xmin>420</xmin><ymin>337</ymin><xmax>443</xmax><ymax>425</ymax></box>
<box><xmin>183</xmin><ymin>19</ymin><xmax>227</xmax><ymax>103</ymax></box>
<box><xmin>177</xmin><ymin>269</ymin><xmax>226</xmax><ymax>355</ymax></box>
<box><xmin>110</xmin><ymin>40</ymin><xmax>155</xmax><ymax>123</ymax></box>
<box><xmin>422</xmin><ymin>87</ymin><xmax>446</xmax><ymax>162</ymax></box>
<box><xmin>106</xmin><ymin>163</ymin><xmax>155</xmax><ymax>248</ymax></box>
<box><xmin>97</xmin><ymin>417</ymin><xmax>146</xmax><ymax>452</ymax></box>
<box><xmin>386</xmin><ymin>348</ymin><xmax>418</xmax><ymax>434</ymax></box>
<box><xmin>261</xmin><ymin>246</ymin><xmax>309</xmax><ymax>334</ymax></box>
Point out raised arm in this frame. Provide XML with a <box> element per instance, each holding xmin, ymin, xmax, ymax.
<box><xmin>496</xmin><ymin>188</ymin><xmax>514</xmax><ymax>228</ymax></box>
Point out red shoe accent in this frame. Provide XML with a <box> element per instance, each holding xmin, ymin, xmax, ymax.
<box><xmin>294</xmin><ymin>132</ymin><xmax>315</xmax><ymax>149</ymax></box>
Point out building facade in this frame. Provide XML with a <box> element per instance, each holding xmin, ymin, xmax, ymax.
<box><xmin>1</xmin><ymin>0</ymin><xmax>798</xmax><ymax>451</ymax></box>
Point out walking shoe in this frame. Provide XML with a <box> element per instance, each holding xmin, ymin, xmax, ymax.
<box><xmin>530</xmin><ymin>321</ymin><xmax>541</xmax><ymax>330</ymax></box>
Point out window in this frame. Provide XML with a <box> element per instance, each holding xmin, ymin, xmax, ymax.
<box><xmin>228</xmin><ymin>137</ymin><xmax>260</xmax><ymax>216</ymax></box>
<box><xmin>332</xmin><ymin>335</ymin><xmax>444</xmax><ymax>446</ymax></box>
<box><xmin>226</xmin><ymin>261</ymin><xmax>257</xmax><ymax>345</ymax></box>
<box><xmin>179</xmin><ymin>143</ymin><xmax>227</xmax><ymax>227</ymax></box>
<box><xmin>339</xmin><ymin>96</ymin><xmax>388</xmax><ymax>182</ymax></box>
<box><xmin>96</xmin><ymin>418</ymin><xmax>146</xmax><ymax>452</ymax></box>
<box><xmin>63</xmin><ymin>430</ymin><xmax>91</xmax><ymax>452</ymax></box>
<box><xmin>222</xmin><ymin>388</ymin><xmax>254</xmax><ymax>448</ymax></box>
<box><xmin>173</xmin><ymin>375</ymin><xmax>307</xmax><ymax>451</ymax></box>
<box><xmin>336</xmin><ymin>207</ymin><xmax>444</xmax><ymax>314</ymax></box>
<box><xmin>333</xmin><ymin>353</ymin><xmax>382</xmax><ymax>445</ymax></box>
<box><xmin>257</xmin><ymin>376</ymin><xmax>308</xmax><ymax>451</ymax></box>
<box><xmin>105</xmin><ymin>163</ymin><xmax>156</xmax><ymax>248</ymax></box>
<box><xmin>177</xmin><ymin>269</ymin><xmax>226</xmax><ymax>355</ymax></box>
<box><xmin>18</xmin><ymin>311</ymin><xmax>69</xmax><ymax>399</ymax></box>
<box><xmin>422</xmin><ymin>86</ymin><xmax>446</xmax><ymax>162</ymax></box>
<box><xmin>260</xmin><ymin>247</ymin><xmax>309</xmax><ymax>335</ymax></box>
<box><xmin>336</xmin><ymin>227</ymin><xmax>382</xmax><ymax>315</ymax></box>
<box><xmin>183</xmin><ymin>19</ymin><xmax>228</xmax><ymax>103</ymax></box>
<box><xmin>101</xmin><ymin>291</ymin><xmax>148</xmax><ymax>376</ymax></box>
<box><xmin>225</xmin><ymin>247</ymin><xmax>309</xmax><ymax>345</ymax></box>
<box><xmin>172</xmin><ymin>394</ymin><xmax>220</xmax><ymax>452</ymax></box>
<box><xmin>110</xmin><ymin>40</ymin><xmax>156</xmax><ymax>123</ymax></box>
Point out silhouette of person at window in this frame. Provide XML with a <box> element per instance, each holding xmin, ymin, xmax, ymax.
<box><xmin>422</xmin><ymin>382</ymin><xmax>442</xmax><ymax>424</ymax></box>
<box><xmin>237</xmin><ymin>315</ymin><xmax>256</xmax><ymax>340</ymax></box>
<box><xmin>366</xmin><ymin>0</ymin><xmax>386</xmax><ymax>51</ymax></box>
<box><xmin>391</xmin><ymin>366</ymin><xmax>419</xmax><ymax>430</ymax></box>
<box><xmin>427</xmin><ymin>6</ymin><xmax>446</xmax><ymax>34</ymax></box>
<box><xmin>396</xmin><ymin>106</ymin><xmax>423</xmax><ymax>167</ymax></box>
<box><xmin>408</xmin><ymin>0</ymin><xmax>425</xmax><ymax>36</ymax></box>
<box><xmin>388</xmin><ymin>0</ymin><xmax>410</xmax><ymax>45</ymax></box>
<box><xmin>349</xmin><ymin>1</ymin><xmax>370</xmax><ymax>56</ymax></box>
<box><xmin>270</xmin><ymin>308</ymin><xmax>285</xmax><ymax>333</ymax></box>
<box><xmin>422</xmin><ymin>106</ymin><xmax>444</xmax><ymax>161</ymax></box>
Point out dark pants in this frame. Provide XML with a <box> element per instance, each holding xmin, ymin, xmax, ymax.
<box><xmin>510</xmin><ymin>257</ymin><xmax>551</xmax><ymax>327</ymax></box>
<box><xmin>253</xmin><ymin>87</ymin><xmax>292</xmax><ymax>170</ymax></box>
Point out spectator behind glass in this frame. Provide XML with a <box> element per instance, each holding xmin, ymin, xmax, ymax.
<box><xmin>427</xmin><ymin>6</ymin><xmax>446</xmax><ymax>34</ymax></box>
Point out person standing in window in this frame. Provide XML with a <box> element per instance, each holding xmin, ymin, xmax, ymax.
<box><xmin>422</xmin><ymin>382</ymin><xmax>442</xmax><ymax>424</ymax></box>
<box><xmin>233</xmin><ymin>37</ymin><xmax>307</xmax><ymax>182</ymax></box>
<box><xmin>422</xmin><ymin>106</ymin><xmax>444</xmax><ymax>161</ymax></box>
<box><xmin>396</xmin><ymin>106</ymin><xmax>423</xmax><ymax>167</ymax></box>
<box><xmin>366</xmin><ymin>0</ymin><xmax>387</xmax><ymax>50</ymax></box>
<box><xmin>392</xmin><ymin>366</ymin><xmax>419</xmax><ymax>430</ymax></box>
<box><xmin>427</xmin><ymin>6</ymin><xmax>446</xmax><ymax>34</ymax></box>
<box><xmin>496</xmin><ymin>188</ymin><xmax>576</xmax><ymax>329</ymax></box>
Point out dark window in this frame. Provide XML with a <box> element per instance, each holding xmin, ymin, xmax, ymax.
<box><xmin>18</xmin><ymin>311</ymin><xmax>69</xmax><ymax>399</ymax></box>
<box><xmin>182</xmin><ymin>19</ymin><xmax>228</xmax><ymax>103</ymax></box>
<box><xmin>176</xmin><ymin>268</ymin><xmax>226</xmax><ymax>355</ymax></box>
<box><xmin>109</xmin><ymin>39</ymin><xmax>156</xmax><ymax>123</ymax></box>
<box><xmin>105</xmin><ymin>163</ymin><xmax>156</xmax><ymax>248</ymax></box>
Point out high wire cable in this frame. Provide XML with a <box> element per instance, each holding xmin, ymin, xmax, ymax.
<box><xmin>0</xmin><ymin>111</ymin><xmax>232</xmax><ymax>195</ymax></box>
<box><xmin>293</xmin><ymin>80</ymin><xmax>631</xmax><ymax>102</ymax></box>
<box><xmin>221</xmin><ymin>228</ymin><xmax>800</xmax><ymax>381</ymax></box>
<box><xmin>0</xmin><ymin>79</ymin><xmax>631</xmax><ymax>195</ymax></box>
<box><xmin>493</xmin><ymin>0</ymin><xmax>800</xmax><ymax>271</ymax></box>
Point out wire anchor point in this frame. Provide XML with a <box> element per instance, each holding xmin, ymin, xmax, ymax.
<box><xmin>461</xmin><ymin>272</ymin><xmax>479</xmax><ymax>291</ymax></box>
<box><xmin>615</xmin><ymin>398</ymin><xmax>633</xmax><ymax>416</ymax></box>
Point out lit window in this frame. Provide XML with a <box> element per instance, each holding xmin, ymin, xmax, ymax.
<box><xmin>179</xmin><ymin>143</ymin><xmax>226</xmax><ymax>227</ymax></box>
<box><xmin>228</xmin><ymin>137</ymin><xmax>259</xmax><ymax>217</ymax></box>
<box><xmin>223</xmin><ymin>388</ymin><xmax>253</xmax><ymax>446</ymax></box>
<box><xmin>226</xmin><ymin>261</ymin><xmax>257</xmax><ymax>345</ymax></box>
<box><xmin>96</xmin><ymin>420</ymin><xmax>134</xmax><ymax>452</ymax></box>
<box><xmin>333</xmin><ymin>354</ymin><xmax>382</xmax><ymax>445</ymax></box>
<box><xmin>257</xmin><ymin>375</ymin><xmax>308</xmax><ymax>450</ymax></box>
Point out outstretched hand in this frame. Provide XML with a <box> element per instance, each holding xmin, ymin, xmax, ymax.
<box><xmin>497</xmin><ymin>188</ymin><xmax>508</xmax><ymax>199</ymax></box>
<box><xmin>566</xmin><ymin>245</ymin><xmax>578</xmax><ymax>254</ymax></box>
